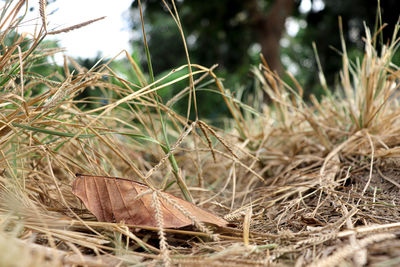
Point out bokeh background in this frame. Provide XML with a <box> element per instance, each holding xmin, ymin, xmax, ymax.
<box><xmin>25</xmin><ymin>0</ymin><xmax>400</xmax><ymax>118</ymax></box>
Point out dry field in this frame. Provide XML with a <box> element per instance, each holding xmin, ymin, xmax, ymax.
<box><xmin>1</xmin><ymin>1</ymin><xmax>400</xmax><ymax>266</ymax></box>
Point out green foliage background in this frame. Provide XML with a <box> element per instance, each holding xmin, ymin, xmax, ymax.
<box><xmin>37</xmin><ymin>0</ymin><xmax>400</xmax><ymax>120</ymax></box>
<box><xmin>129</xmin><ymin>0</ymin><xmax>398</xmax><ymax>89</ymax></box>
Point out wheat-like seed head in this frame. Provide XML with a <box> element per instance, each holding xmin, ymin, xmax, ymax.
<box><xmin>48</xmin><ymin>16</ymin><xmax>106</xmax><ymax>35</ymax></box>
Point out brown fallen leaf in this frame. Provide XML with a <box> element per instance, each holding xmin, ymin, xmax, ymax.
<box><xmin>72</xmin><ymin>174</ymin><xmax>227</xmax><ymax>228</ymax></box>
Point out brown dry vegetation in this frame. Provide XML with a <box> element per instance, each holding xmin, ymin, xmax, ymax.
<box><xmin>1</xmin><ymin>1</ymin><xmax>400</xmax><ymax>266</ymax></box>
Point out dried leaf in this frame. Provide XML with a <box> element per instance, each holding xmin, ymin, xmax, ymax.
<box><xmin>72</xmin><ymin>174</ymin><xmax>227</xmax><ymax>228</ymax></box>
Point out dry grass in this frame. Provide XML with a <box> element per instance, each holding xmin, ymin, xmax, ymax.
<box><xmin>1</xmin><ymin>1</ymin><xmax>400</xmax><ymax>266</ymax></box>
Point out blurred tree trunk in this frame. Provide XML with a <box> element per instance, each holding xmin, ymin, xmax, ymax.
<box><xmin>248</xmin><ymin>0</ymin><xmax>294</xmax><ymax>75</ymax></box>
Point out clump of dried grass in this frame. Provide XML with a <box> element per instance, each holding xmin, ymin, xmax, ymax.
<box><xmin>230</xmin><ymin>21</ymin><xmax>400</xmax><ymax>266</ymax></box>
<box><xmin>1</xmin><ymin>0</ymin><xmax>400</xmax><ymax>266</ymax></box>
<box><xmin>0</xmin><ymin>1</ymin><xmax>248</xmax><ymax>266</ymax></box>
